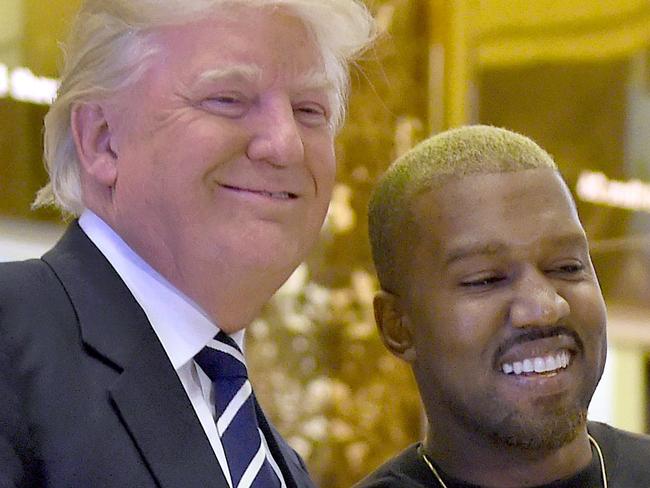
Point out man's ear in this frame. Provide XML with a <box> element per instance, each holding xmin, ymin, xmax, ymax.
<box><xmin>71</xmin><ymin>102</ymin><xmax>118</xmax><ymax>188</ymax></box>
<box><xmin>374</xmin><ymin>290</ymin><xmax>416</xmax><ymax>363</ymax></box>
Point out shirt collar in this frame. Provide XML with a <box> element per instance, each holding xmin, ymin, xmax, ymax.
<box><xmin>78</xmin><ymin>210</ymin><xmax>245</xmax><ymax>370</ymax></box>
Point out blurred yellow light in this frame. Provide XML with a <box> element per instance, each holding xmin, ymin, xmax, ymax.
<box><xmin>0</xmin><ymin>63</ymin><xmax>58</xmax><ymax>105</ymax></box>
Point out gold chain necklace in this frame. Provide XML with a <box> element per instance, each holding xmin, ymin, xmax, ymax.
<box><xmin>419</xmin><ymin>434</ymin><xmax>607</xmax><ymax>488</ymax></box>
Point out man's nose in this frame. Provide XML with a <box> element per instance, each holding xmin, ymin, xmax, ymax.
<box><xmin>509</xmin><ymin>269</ymin><xmax>570</xmax><ymax>328</ymax></box>
<box><xmin>246</xmin><ymin>98</ymin><xmax>305</xmax><ymax>167</ymax></box>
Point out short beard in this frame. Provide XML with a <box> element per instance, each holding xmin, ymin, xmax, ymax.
<box><xmin>466</xmin><ymin>402</ymin><xmax>588</xmax><ymax>452</ymax></box>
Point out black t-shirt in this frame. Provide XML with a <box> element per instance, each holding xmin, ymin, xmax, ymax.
<box><xmin>418</xmin><ymin>442</ymin><xmax>603</xmax><ymax>488</ymax></box>
<box><xmin>353</xmin><ymin>422</ymin><xmax>650</xmax><ymax>487</ymax></box>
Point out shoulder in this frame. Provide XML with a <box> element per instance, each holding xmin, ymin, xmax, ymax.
<box><xmin>0</xmin><ymin>222</ymin><xmax>106</xmax><ymax>332</ymax></box>
<box><xmin>588</xmin><ymin>420</ymin><xmax>650</xmax><ymax>451</ymax></box>
<box><xmin>0</xmin><ymin>222</ymin><xmax>87</xmax><ymax>300</ymax></box>
<box><xmin>0</xmin><ymin>257</ymin><xmax>67</xmax><ymax>324</ymax></box>
<box><xmin>0</xmin><ymin>259</ymin><xmax>56</xmax><ymax>486</ymax></box>
<box><xmin>0</xmin><ymin>256</ymin><xmax>74</xmax><ymax>322</ymax></box>
<box><xmin>0</xmin><ymin>240</ymin><xmax>86</xmax><ymax>372</ymax></box>
<box><xmin>588</xmin><ymin>420</ymin><xmax>650</xmax><ymax>484</ymax></box>
<box><xmin>0</xmin><ymin>257</ymin><xmax>53</xmax><ymax>288</ymax></box>
<box><xmin>353</xmin><ymin>444</ymin><xmax>433</xmax><ymax>488</ymax></box>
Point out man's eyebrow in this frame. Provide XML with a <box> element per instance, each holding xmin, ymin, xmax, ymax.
<box><xmin>444</xmin><ymin>242</ymin><xmax>506</xmax><ymax>267</ymax></box>
<box><xmin>443</xmin><ymin>232</ymin><xmax>589</xmax><ymax>267</ymax></box>
<box><xmin>195</xmin><ymin>65</ymin><xmax>334</xmax><ymax>92</ymax></box>
<box><xmin>296</xmin><ymin>71</ymin><xmax>335</xmax><ymax>92</ymax></box>
<box><xmin>549</xmin><ymin>232</ymin><xmax>590</xmax><ymax>248</ymax></box>
<box><xmin>196</xmin><ymin>65</ymin><xmax>262</xmax><ymax>85</ymax></box>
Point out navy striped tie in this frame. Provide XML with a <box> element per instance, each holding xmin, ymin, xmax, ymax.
<box><xmin>195</xmin><ymin>331</ymin><xmax>281</xmax><ymax>488</ymax></box>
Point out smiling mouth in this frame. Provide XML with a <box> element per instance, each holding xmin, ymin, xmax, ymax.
<box><xmin>220</xmin><ymin>184</ymin><xmax>298</xmax><ymax>200</ymax></box>
<box><xmin>501</xmin><ymin>350</ymin><xmax>571</xmax><ymax>377</ymax></box>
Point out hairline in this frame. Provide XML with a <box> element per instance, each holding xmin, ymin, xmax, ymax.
<box><xmin>392</xmin><ymin>167</ymin><xmax>565</xmax><ymax>290</ymax></box>
<box><xmin>368</xmin><ymin>126</ymin><xmax>562</xmax><ymax>295</ymax></box>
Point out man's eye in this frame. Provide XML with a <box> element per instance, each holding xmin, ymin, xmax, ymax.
<box><xmin>213</xmin><ymin>96</ymin><xmax>240</xmax><ymax>104</ymax></box>
<box><xmin>294</xmin><ymin>103</ymin><xmax>328</xmax><ymax>126</ymax></box>
<box><xmin>205</xmin><ymin>93</ymin><xmax>243</xmax><ymax>105</ymax></box>
<box><xmin>551</xmin><ymin>262</ymin><xmax>585</xmax><ymax>275</ymax></box>
<box><xmin>201</xmin><ymin>94</ymin><xmax>248</xmax><ymax>116</ymax></box>
<box><xmin>460</xmin><ymin>276</ymin><xmax>504</xmax><ymax>288</ymax></box>
<box><xmin>560</xmin><ymin>264</ymin><xmax>583</xmax><ymax>272</ymax></box>
<box><xmin>296</xmin><ymin>105</ymin><xmax>323</xmax><ymax>114</ymax></box>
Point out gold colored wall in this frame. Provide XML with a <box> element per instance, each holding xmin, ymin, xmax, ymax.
<box><xmin>23</xmin><ymin>0</ymin><xmax>82</xmax><ymax>76</ymax></box>
<box><xmin>0</xmin><ymin>0</ymin><xmax>77</xmax><ymax>219</ymax></box>
<box><xmin>0</xmin><ymin>0</ymin><xmax>23</xmax><ymax>66</ymax></box>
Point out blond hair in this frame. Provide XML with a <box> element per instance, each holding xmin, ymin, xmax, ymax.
<box><xmin>368</xmin><ymin>125</ymin><xmax>558</xmax><ymax>291</ymax></box>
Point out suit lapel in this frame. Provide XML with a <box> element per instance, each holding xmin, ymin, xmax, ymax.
<box><xmin>109</xmin><ymin>337</ymin><xmax>227</xmax><ymax>487</ymax></box>
<box><xmin>43</xmin><ymin>223</ymin><xmax>228</xmax><ymax>488</ymax></box>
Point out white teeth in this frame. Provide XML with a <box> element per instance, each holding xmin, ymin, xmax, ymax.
<box><xmin>501</xmin><ymin>350</ymin><xmax>570</xmax><ymax>376</ymax></box>
<box><xmin>259</xmin><ymin>191</ymin><xmax>289</xmax><ymax>199</ymax></box>
<box><xmin>545</xmin><ymin>355</ymin><xmax>557</xmax><ymax>371</ymax></box>
<box><xmin>250</xmin><ymin>189</ymin><xmax>292</xmax><ymax>199</ymax></box>
<box><xmin>522</xmin><ymin>359</ymin><xmax>533</xmax><ymax>373</ymax></box>
<box><xmin>271</xmin><ymin>191</ymin><xmax>293</xmax><ymax>200</ymax></box>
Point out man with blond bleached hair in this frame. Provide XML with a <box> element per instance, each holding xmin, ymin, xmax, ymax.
<box><xmin>355</xmin><ymin>126</ymin><xmax>650</xmax><ymax>487</ymax></box>
<box><xmin>0</xmin><ymin>1</ymin><xmax>375</xmax><ymax>486</ymax></box>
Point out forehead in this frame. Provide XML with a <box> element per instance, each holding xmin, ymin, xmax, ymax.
<box><xmin>146</xmin><ymin>6</ymin><xmax>327</xmax><ymax>89</ymax></box>
<box><xmin>410</xmin><ymin>168</ymin><xmax>586</xmax><ymax>259</ymax></box>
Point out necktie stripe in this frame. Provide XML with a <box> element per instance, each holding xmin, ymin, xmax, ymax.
<box><xmin>217</xmin><ymin>380</ymin><xmax>252</xmax><ymax>433</ymax></box>
<box><xmin>236</xmin><ymin>441</ymin><xmax>267</xmax><ymax>488</ymax></box>
<box><xmin>195</xmin><ymin>333</ymin><xmax>281</xmax><ymax>488</ymax></box>
<box><xmin>260</xmin><ymin>428</ymin><xmax>287</xmax><ymax>488</ymax></box>
<box><xmin>207</xmin><ymin>338</ymin><xmax>246</xmax><ymax>365</ymax></box>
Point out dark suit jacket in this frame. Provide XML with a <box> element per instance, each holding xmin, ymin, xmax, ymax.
<box><xmin>0</xmin><ymin>223</ymin><xmax>315</xmax><ymax>488</ymax></box>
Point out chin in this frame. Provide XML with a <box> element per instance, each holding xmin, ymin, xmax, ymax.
<box><xmin>488</xmin><ymin>407</ymin><xmax>587</xmax><ymax>451</ymax></box>
<box><xmin>245</xmin><ymin>247</ymin><xmax>305</xmax><ymax>281</ymax></box>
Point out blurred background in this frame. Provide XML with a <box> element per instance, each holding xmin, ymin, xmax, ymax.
<box><xmin>1</xmin><ymin>0</ymin><xmax>650</xmax><ymax>486</ymax></box>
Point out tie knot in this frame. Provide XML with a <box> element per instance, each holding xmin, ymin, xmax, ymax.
<box><xmin>194</xmin><ymin>331</ymin><xmax>248</xmax><ymax>380</ymax></box>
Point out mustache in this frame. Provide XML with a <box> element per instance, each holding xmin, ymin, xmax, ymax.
<box><xmin>495</xmin><ymin>326</ymin><xmax>584</xmax><ymax>359</ymax></box>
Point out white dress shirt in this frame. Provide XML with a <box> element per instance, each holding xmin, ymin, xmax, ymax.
<box><xmin>79</xmin><ymin>210</ymin><xmax>286</xmax><ymax>488</ymax></box>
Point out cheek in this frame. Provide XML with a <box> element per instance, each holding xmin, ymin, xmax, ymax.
<box><xmin>306</xmin><ymin>137</ymin><xmax>336</xmax><ymax>181</ymax></box>
<box><xmin>566</xmin><ymin>279</ymin><xmax>606</xmax><ymax>314</ymax></box>
<box><xmin>410</xmin><ymin>302</ymin><xmax>465</xmax><ymax>358</ymax></box>
<box><xmin>567</xmin><ymin>286</ymin><xmax>607</xmax><ymax>338</ymax></box>
<box><xmin>443</xmin><ymin>299</ymin><xmax>505</xmax><ymax>351</ymax></box>
<box><xmin>113</xmin><ymin>149</ymin><xmax>158</xmax><ymax>209</ymax></box>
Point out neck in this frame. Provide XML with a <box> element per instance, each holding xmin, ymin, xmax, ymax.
<box><xmin>176</xmin><ymin>261</ymin><xmax>287</xmax><ymax>333</ymax></box>
<box><xmin>423</xmin><ymin>423</ymin><xmax>592</xmax><ymax>487</ymax></box>
<box><xmin>90</xmin><ymin>206</ymin><xmax>294</xmax><ymax>333</ymax></box>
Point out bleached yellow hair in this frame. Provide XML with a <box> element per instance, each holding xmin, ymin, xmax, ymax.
<box><xmin>368</xmin><ymin>125</ymin><xmax>558</xmax><ymax>292</ymax></box>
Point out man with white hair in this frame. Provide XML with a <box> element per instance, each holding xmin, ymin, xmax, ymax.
<box><xmin>0</xmin><ymin>1</ymin><xmax>374</xmax><ymax>486</ymax></box>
